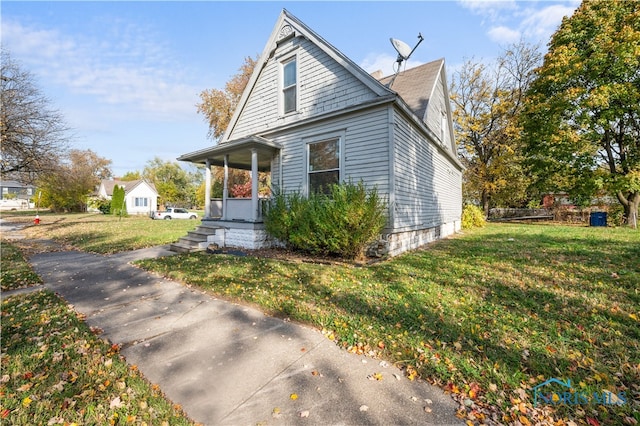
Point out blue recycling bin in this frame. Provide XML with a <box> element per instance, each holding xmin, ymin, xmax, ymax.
<box><xmin>589</xmin><ymin>212</ymin><xmax>607</xmax><ymax>227</ymax></box>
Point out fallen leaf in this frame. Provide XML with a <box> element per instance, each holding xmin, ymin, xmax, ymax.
<box><xmin>299</xmin><ymin>410</ymin><xmax>310</xmax><ymax>418</ymax></box>
<box><xmin>489</xmin><ymin>383</ymin><xmax>498</xmax><ymax>392</ymax></box>
<box><xmin>424</xmin><ymin>406</ymin><xmax>432</xmax><ymax>413</ymax></box>
<box><xmin>110</xmin><ymin>396</ymin><xmax>123</xmax><ymax>409</ymax></box>
<box><xmin>17</xmin><ymin>383</ymin><xmax>32</xmax><ymax>392</ymax></box>
<box><xmin>290</xmin><ymin>393</ymin><xmax>298</xmax><ymax>400</ymax></box>
<box><xmin>368</xmin><ymin>372</ymin><xmax>383</xmax><ymax>381</ymax></box>
<box><xmin>22</xmin><ymin>397</ymin><xmax>32</xmax><ymax>407</ymax></box>
<box><xmin>586</xmin><ymin>418</ymin><xmax>600</xmax><ymax>426</ymax></box>
<box><xmin>359</xmin><ymin>405</ymin><xmax>369</xmax><ymax>412</ymax></box>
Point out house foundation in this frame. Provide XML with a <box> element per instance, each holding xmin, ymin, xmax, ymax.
<box><xmin>381</xmin><ymin>220</ymin><xmax>461</xmax><ymax>258</ymax></box>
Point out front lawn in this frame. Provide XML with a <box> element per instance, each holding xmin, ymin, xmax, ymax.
<box><xmin>2</xmin><ymin>212</ymin><xmax>200</xmax><ymax>254</ymax></box>
<box><xmin>136</xmin><ymin>223</ymin><xmax>640</xmax><ymax>425</ymax></box>
<box><xmin>0</xmin><ymin>242</ymin><xmax>42</xmax><ymax>291</ymax></box>
<box><xmin>0</xmin><ymin>241</ymin><xmax>195</xmax><ymax>424</ymax></box>
<box><xmin>0</xmin><ymin>291</ymin><xmax>195</xmax><ymax>425</ymax></box>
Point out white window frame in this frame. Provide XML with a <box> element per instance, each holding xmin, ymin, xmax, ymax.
<box><xmin>303</xmin><ymin>131</ymin><xmax>345</xmax><ymax>195</ymax></box>
<box><xmin>134</xmin><ymin>197</ymin><xmax>148</xmax><ymax>208</ymax></box>
<box><xmin>280</xmin><ymin>55</ymin><xmax>298</xmax><ymax>115</ymax></box>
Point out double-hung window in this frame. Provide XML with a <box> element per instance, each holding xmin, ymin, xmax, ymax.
<box><xmin>134</xmin><ymin>197</ymin><xmax>148</xmax><ymax>207</ymax></box>
<box><xmin>308</xmin><ymin>138</ymin><xmax>340</xmax><ymax>194</ymax></box>
<box><xmin>282</xmin><ymin>58</ymin><xmax>297</xmax><ymax>114</ymax></box>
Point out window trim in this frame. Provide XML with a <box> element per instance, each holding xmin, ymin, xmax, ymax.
<box><xmin>134</xmin><ymin>197</ymin><xmax>148</xmax><ymax>208</ymax></box>
<box><xmin>303</xmin><ymin>131</ymin><xmax>345</xmax><ymax>196</ymax></box>
<box><xmin>280</xmin><ymin>55</ymin><xmax>298</xmax><ymax>115</ymax></box>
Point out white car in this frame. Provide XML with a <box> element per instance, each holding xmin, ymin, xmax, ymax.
<box><xmin>151</xmin><ymin>208</ymin><xmax>197</xmax><ymax>220</ymax></box>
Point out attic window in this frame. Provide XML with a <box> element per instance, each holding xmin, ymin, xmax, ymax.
<box><xmin>282</xmin><ymin>58</ymin><xmax>297</xmax><ymax>114</ymax></box>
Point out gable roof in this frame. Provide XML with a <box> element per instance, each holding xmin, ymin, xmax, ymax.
<box><xmin>100</xmin><ymin>179</ymin><xmax>157</xmax><ymax>197</ymax></box>
<box><xmin>221</xmin><ymin>9</ymin><xmax>395</xmax><ymax>143</ymax></box>
<box><xmin>378</xmin><ymin>59</ymin><xmax>444</xmax><ymax>123</ymax></box>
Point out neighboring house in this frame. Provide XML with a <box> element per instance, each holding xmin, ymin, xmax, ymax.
<box><xmin>177</xmin><ymin>9</ymin><xmax>463</xmax><ymax>256</ymax></box>
<box><xmin>0</xmin><ymin>180</ymin><xmax>36</xmax><ymax>200</ymax></box>
<box><xmin>0</xmin><ymin>180</ymin><xmax>36</xmax><ymax>210</ymax></box>
<box><xmin>97</xmin><ymin>179</ymin><xmax>158</xmax><ymax>215</ymax></box>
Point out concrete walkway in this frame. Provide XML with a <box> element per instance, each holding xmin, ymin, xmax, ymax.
<box><xmin>6</xmin><ymin>225</ymin><xmax>463</xmax><ymax>425</ymax></box>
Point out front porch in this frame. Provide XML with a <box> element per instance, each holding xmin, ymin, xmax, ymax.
<box><xmin>174</xmin><ymin>136</ymin><xmax>281</xmax><ymax>252</ymax></box>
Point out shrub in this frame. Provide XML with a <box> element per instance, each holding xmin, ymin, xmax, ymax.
<box><xmin>462</xmin><ymin>204</ymin><xmax>485</xmax><ymax>229</ymax></box>
<box><xmin>606</xmin><ymin>203</ymin><xmax>625</xmax><ymax>227</ymax></box>
<box><xmin>89</xmin><ymin>197</ymin><xmax>111</xmax><ymax>214</ymax></box>
<box><xmin>264</xmin><ymin>181</ymin><xmax>387</xmax><ymax>259</ymax></box>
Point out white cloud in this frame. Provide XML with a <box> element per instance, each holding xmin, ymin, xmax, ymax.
<box><xmin>360</xmin><ymin>52</ymin><xmax>397</xmax><ymax>77</ymax></box>
<box><xmin>360</xmin><ymin>52</ymin><xmax>424</xmax><ymax>78</ymax></box>
<box><xmin>458</xmin><ymin>0</ymin><xmax>578</xmax><ymax>47</ymax></box>
<box><xmin>2</xmin><ymin>19</ymin><xmax>199</xmax><ymax>120</ymax></box>
<box><xmin>487</xmin><ymin>25</ymin><xmax>521</xmax><ymax>44</ymax></box>
<box><xmin>458</xmin><ymin>0</ymin><xmax>518</xmax><ymax>22</ymax></box>
<box><xmin>520</xmin><ymin>4</ymin><xmax>578</xmax><ymax>42</ymax></box>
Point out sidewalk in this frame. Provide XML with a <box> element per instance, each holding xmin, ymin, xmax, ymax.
<box><xmin>22</xmin><ymin>244</ymin><xmax>463</xmax><ymax>425</ymax></box>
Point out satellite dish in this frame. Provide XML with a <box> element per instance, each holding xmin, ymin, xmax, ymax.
<box><xmin>387</xmin><ymin>33</ymin><xmax>424</xmax><ymax>88</ymax></box>
<box><xmin>390</xmin><ymin>38</ymin><xmax>412</xmax><ymax>60</ymax></box>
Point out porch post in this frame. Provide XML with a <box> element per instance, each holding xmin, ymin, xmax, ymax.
<box><xmin>204</xmin><ymin>159</ymin><xmax>211</xmax><ymax>219</ymax></box>
<box><xmin>251</xmin><ymin>148</ymin><xmax>259</xmax><ymax>222</ymax></box>
<box><xmin>222</xmin><ymin>154</ymin><xmax>229</xmax><ymax>221</ymax></box>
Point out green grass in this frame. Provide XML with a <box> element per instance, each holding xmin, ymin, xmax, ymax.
<box><xmin>2</xmin><ymin>212</ymin><xmax>200</xmax><ymax>254</ymax></box>
<box><xmin>136</xmin><ymin>223</ymin><xmax>640</xmax><ymax>425</ymax></box>
<box><xmin>0</xmin><ymin>291</ymin><xmax>195</xmax><ymax>425</ymax></box>
<box><xmin>0</xmin><ymin>242</ymin><xmax>42</xmax><ymax>291</ymax></box>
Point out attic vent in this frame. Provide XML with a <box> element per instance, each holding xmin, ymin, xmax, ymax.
<box><xmin>278</xmin><ymin>24</ymin><xmax>294</xmax><ymax>40</ymax></box>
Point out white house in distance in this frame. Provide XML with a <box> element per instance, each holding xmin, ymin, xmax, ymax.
<box><xmin>176</xmin><ymin>9</ymin><xmax>463</xmax><ymax>257</ymax></box>
<box><xmin>97</xmin><ymin>179</ymin><xmax>158</xmax><ymax>216</ymax></box>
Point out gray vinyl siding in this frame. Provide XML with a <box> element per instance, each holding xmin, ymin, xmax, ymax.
<box><xmin>269</xmin><ymin>106</ymin><xmax>391</xmax><ymax>196</ymax></box>
<box><xmin>425</xmin><ymin>70</ymin><xmax>453</xmax><ymax>152</ymax></box>
<box><xmin>230</xmin><ymin>36</ymin><xmax>379</xmax><ymax>140</ymax></box>
<box><xmin>392</xmin><ymin>109</ymin><xmax>461</xmax><ymax>232</ymax></box>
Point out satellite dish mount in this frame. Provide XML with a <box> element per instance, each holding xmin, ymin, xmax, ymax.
<box><xmin>388</xmin><ymin>33</ymin><xmax>424</xmax><ymax>87</ymax></box>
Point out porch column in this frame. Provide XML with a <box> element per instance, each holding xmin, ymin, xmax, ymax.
<box><xmin>222</xmin><ymin>154</ymin><xmax>229</xmax><ymax>220</ymax></box>
<box><xmin>251</xmin><ymin>148</ymin><xmax>259</xmax><ymax>222</ymax></box>
<box><xmin>204</xmin><ymin>159</ymin><xmax>211</xmax><ymax>219</ymax></box>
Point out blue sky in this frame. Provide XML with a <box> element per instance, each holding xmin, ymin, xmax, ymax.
<box><xmin>2</xmin><ymin>0</ymin><xmax>579</xmax><ymax>177</ymax></box>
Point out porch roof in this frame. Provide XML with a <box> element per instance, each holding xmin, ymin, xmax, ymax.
<box><xmin>177</xmin><ymin>136</ymin><xmax>281</xmax><ymax>171</ymax></box>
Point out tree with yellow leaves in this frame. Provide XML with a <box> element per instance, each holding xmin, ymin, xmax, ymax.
<box><xmin>522</xmin><ymin>0</ymin><xmax>640</xmax><ymax>226</ymax></box>
<box><xmin>196</xmin><ymin>56</ymin><xmax>269</xmax><ymax>197</ymax></box>
<box><xmin>451</xmin><ymin>42</ymin><xmax>542</xmax><ymax>216</ymax></box>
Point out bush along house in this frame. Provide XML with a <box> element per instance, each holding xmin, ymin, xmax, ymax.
<box><xmin>175</xmin><ymin>9</ymin><xmax>463</xmax><ymax>257</ymax></box>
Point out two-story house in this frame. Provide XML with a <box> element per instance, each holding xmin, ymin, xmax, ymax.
<box><xmin>176</xmin><ymin>9</ymin><xmax>463</xmax><ymax>257</ymax></box>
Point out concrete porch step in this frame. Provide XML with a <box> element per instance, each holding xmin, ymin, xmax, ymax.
<box><xmin>169</xmin><ymin>242</ymin><xmax>205</xmax><ymax>253</ymax></box>
<box><xmin>169</xmin><ymin>225</ymin><xmax>222</xmax><ymax>254</ymax></box>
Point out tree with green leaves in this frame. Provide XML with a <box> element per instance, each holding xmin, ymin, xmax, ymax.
<box><xmin>120</xmin><ymin>171</ymin><xmax>142</xmax><ymax>181</ymax></box>
<box><xmin>110</xmin><ymin>184</ymin><xmax>127</xmax><ymax>216</ymax></box>
<box><xmin>522</xmin><ymin>0</ymin><xmax>640</xmax><ymax>225</ymax></box>
<box><xmin>143</xmin><ymin>157</ymin><xmax>196</xmax><ymax>207</ymax></box>
<box><xmin>37</xmin><ymin>149</ymin><xmax>112</xmax><ymax>212</ymax></box>
<box><xmin>451</xmin><ymin>42</ymin><xmax>542</xmax><ymax>215</ymax></box>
